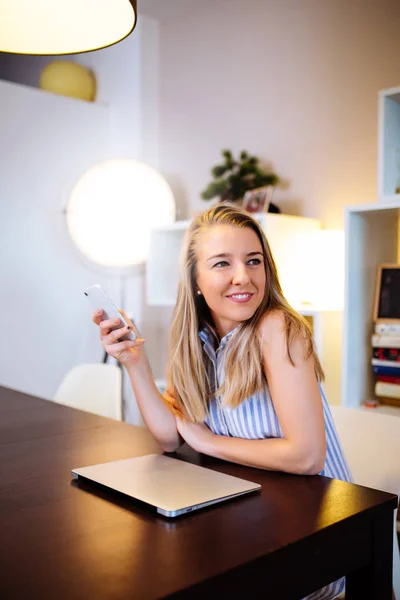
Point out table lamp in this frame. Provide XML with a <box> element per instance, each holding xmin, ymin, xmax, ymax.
<box><xmin>293</xmin><ymin>229</ymin><xmax>345</xmax><ymax>312</ymax></box>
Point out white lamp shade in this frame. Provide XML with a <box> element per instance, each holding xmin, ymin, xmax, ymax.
<box><xmin>283</xmin><ymin>229</ymin><xmax>345</xmax><ymax>312</ymax></box>
<box><xmin>67</xmin><ymin>159</ymin><xmax>176</xmax><ymax>268</ymax></box>
<box><xmin>0</xmin><ymin>0</ymin><xmax>136</xmax><ymax>55</ymax></box>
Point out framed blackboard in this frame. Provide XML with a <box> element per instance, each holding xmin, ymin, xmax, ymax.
<box><xmin>373</xmin><ymin>264</ymin><xmax>400</xmax><ymax>323</ymax></box>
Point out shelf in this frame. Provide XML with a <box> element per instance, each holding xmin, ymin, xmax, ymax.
<box><xmin>378</xmin><ymin>85</ymin><xmax>400</xmax><ymax>200</ymax></box>
<box><xmin>0</xmin><ymin>77</ymin><xmax>108</xmax><ymax>108</ymax></box>
<box><xmin>341</xmin><ymin>202</ymin><xmax>400</xmax><ymax>409</ymax></box>
<box><xmin>150</xmin><ymin>219</ymin><xmax>192</xmax><ymax>232</ymax></box>
<box><xmin>342</xmin><ymin>84</ymin><xmax>400</xmax><ymax>412</ymax></box>
<box><xmin>359</xmin><ymin>403</ymin><xmax>400</xmax><ymax>417</ymax></box>
<box><xmin>381</xmin><ymin>194</ymin><xmax>400</xmax><ymax>204</ymax></box>
<box><xmin>345</xmin><ymin>201</ymin><xmax>400</xmax><ymax>215</ymax></box>
<box><xmin>296</xmin><ymin>307</ymin><xmax>319</xmax><ymax>317</ymax></box>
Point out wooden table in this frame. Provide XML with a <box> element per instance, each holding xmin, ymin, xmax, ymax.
<box><xmin>0</xmin><ymin>386</ymin><xmax>397</xmax><ymax>599</ymax></box>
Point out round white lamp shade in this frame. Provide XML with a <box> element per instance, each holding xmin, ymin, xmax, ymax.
<box><xmin>67</xmin><ymin>159</ymin><xmax>176</xmax><ymax>268</ymax></box>
<box><xmin>0</xmin><ymin>0</ymin><xmax>137</xmax><ymax>55</ymax></box>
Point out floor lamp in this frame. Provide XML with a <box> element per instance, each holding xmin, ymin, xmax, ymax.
<box><xmin>65</xmin><ymin>158</ymin><xmax>176</xmax><ymax>419</ymax></box>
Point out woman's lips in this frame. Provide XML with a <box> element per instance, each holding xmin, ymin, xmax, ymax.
<box><xmin>226</xmin><ymin>293</ymin><xmax>254</xmax><ymax>303</ymax></box>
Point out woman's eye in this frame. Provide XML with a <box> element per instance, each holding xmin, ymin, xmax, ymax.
<box><xmin>213</xmin><ymin>258</ymin><xmax>262</xmax><ymax>268</ymax></box>
<box><xmin>213</xmin><ymin>261</ymin><xmax>229</xmax><ymax>268</ymax></box>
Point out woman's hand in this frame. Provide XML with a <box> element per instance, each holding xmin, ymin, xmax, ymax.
<box><xmin>92</xmin><ymin>309</ymin><xmax>146</xmax><ymax>367</ymax></box>
<box><xmin>175</xmin><ymin>418</ymin><xmax>216</xmax><ymax>454</ymax></box>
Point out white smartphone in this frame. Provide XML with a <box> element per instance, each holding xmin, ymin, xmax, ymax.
<box><xmin>84</xmin><ymin>284</ymin><xmax>137</xmax><ymax>342</ymax></box>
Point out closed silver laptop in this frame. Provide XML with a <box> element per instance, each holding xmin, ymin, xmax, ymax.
<box><xmin>72</xmin><ymin>453</ymin><xmax>261</xmax><ymax>517</ymax></box>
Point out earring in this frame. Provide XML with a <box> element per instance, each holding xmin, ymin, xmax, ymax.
<box><xmin>197</xmin><ymin>290</ymin><xmax>202</xmax><ymax>296</ymax></box>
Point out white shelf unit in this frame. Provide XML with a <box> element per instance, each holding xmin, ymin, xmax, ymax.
<box><xmin>146</xmin><ymin>219</ymin><xmax>191</xmax><ymax>307</ymax></box>
<box><xmin>378</xmin><ymin>85</ymin><xmax>400</xmax><ymax>203</ymax></box>
<box><xmin>147</xmin><ymin>212</ymin><xmax>321</xmax><ymax>307</ymax></box>
<box><xmin>341</xmin><ymin>201</ymin><xmax>400</xmax><ymax>413</ymax></box>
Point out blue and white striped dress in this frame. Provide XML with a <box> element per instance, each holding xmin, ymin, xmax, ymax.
<box><xmin>200</xmin><ymin>325</ymin><xmax>352</xmax><ymax>600</ymax></box>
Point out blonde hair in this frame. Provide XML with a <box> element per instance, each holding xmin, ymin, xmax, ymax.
<box><xmin>166</xmin><ymin>204</ymin><xmax>324</xmax><ymax>422</ymax></box>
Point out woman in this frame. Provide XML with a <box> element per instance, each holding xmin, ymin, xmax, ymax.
<box><xmin>93</xmin><ymin>205</ymin><xmax>351</xmax><ymax>600</ymax></box>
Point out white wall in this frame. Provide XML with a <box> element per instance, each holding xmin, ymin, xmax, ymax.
<box><xmin>0</xmin><ymin>18</ymin><xmax>168</xmax><ymax>424</ymax></box>
<box><xmin>158</xmin><ymin>0</ymin><xmax>400</xmax><ymax>227</ymax></box>
<box><xmin>0</xmin><ymin>80</ymin><xmax>113</xmax><ymax>398</ymax></box>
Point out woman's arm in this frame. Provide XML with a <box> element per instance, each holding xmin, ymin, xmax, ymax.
<box><xmin>126</xmin><ymin>361</ymin><xmax>183</xmax><ymax>453</ymax></box>
<box><xmin>93</xmin><ymin>309</ymin><xmax>181</xmax><ymax>453</ymax></box>
<box><xmin>177</xmin><ymin>311</ymin><xmax>326</xmax><ymax>475</ymax></box>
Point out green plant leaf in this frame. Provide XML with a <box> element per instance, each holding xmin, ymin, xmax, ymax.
<box><xmin>222</xmin><ymin>149</ymin><xmax>233</xmax><ymax>161</ymax></box>
<box><xmin>200</xmin><ymin>179</ymin><xmax>229</xmax><ymax>200</ymax></box>
<box><xmin>211</xmin><ymin>165</ymin><xmax>228</xmax><ymax>178</ymax></box>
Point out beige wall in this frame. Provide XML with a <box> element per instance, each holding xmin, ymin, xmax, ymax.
<box><xmin>158</xmin><ymin>0</ymin><xmax>400</xmax><ymax>227</ymax></box>
<box><xmin>157</xmin><ymin>0</ymin><xmax>400</xmax><ymax>404</ymax></box>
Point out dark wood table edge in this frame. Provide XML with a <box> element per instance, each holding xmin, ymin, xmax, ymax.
<box><xmin>161</xmin><ymin>492</ymin><xmax>398</xmax><ymax>599</ymax></box>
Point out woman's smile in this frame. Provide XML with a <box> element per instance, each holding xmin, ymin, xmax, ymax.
<box><xmin>226</xmin><ymin>292</ymin><xmax>255</xmax><ymax>303</ymax></box>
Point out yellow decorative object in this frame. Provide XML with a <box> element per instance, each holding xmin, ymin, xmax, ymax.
<box><xmin>39</xmin><ymin>61</ymin><xmax>96</xmax><ymax>102</ymax></box>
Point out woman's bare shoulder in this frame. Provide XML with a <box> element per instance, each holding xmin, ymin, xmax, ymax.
<box><xmin>258</xmin><ymin>309</ymin><xmax>287</xmax><ymax>341</ymax></box>
<box><xmin>258</xmin><ymin>309</ymin><xmax>309</xmax><ymax>361</ymax></box>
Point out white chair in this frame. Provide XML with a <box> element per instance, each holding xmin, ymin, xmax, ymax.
<box><xmin>54</xmin><ymin>363</ymin><xmax>122</xmax><ymax>420</ymax></box>
<box><xmin>330</xmin><ymin>405</ymin><xmax>400</xmax><ymax>598</ymax></box>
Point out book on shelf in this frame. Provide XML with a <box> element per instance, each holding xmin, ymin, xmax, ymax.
<box><xmin>372</xmin><ymin>348</ymin><xmax>400</xmax><ymax>362</ymax></box>
<box><xmin>371</xmin><ymin>334</ymin><xmax>400</xmax><ymax>348</ymax></box>
<box><xmin>373</xmin><ymin>364</ymin><xmax>400</xmax><ymax>375</ymax></box>
<box><xmin>371</xmin><ymin>358</ymin><xmax>400</xmax><ymax>368</ymax></box>
<box><xmin>377</xmin><ymin>374</ymin><xmax>400</xmax><ymax>384</ymax></box>
<box><xmin>374</xmin><ymin>323</ymin><xmax>400</xmax><ymax>335</ymax></box>
<box><xmin>375</xmin><ymin>381</ymin><xmax>400</xmax><ymax>399</ymax></box>
<box><xmin>375</xmin><ymin>396</ymin><xmax>400</xmax><ymax>408</ymax></box>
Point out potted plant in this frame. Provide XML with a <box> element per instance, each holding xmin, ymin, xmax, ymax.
<box><xmin>200</xmin><ymin>149</ymin><xmax>280</xmax><ymax>212</ymax></box>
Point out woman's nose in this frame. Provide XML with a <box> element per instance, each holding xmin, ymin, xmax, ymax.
<box><xmin>232</xmin><ymin>263</ymin><xmax>250</xmax><ymax>285</ymax></box>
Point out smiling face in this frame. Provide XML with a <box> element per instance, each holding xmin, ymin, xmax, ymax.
<box><xmin>195</xmin><ymin>224</ymin><xmax>266</xmax><ymax>338</ymax></box>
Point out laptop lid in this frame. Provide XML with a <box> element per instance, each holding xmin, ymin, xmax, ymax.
<box><xmin>72</xmin><ymin>453</ymin><xmax>261</xmax><ymax>517</ymax></box>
